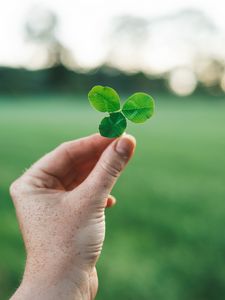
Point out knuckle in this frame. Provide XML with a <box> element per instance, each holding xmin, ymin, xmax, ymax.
<box><xmin>59</xmin><ymin>141</ymin><xmax>72</xmax><ymax>150</ymax></box>
<box><xmin>9</xmin><ymin>179</ymin><xmax>22</xmax><ymax>200</ymax></box>
<box><xmin>58</xmin><ymin>142</ymin><xmax>68</xmax><ymax>151</ymax></box>
<box><xmin>9</xmin><ymin>176</ymin><xmax>30</xmax><ymax>202</ymax></box>
<box><xmin>100</xmin><ymin>158</ymin><xmax>122</xmax><ymax>178</ymax></box>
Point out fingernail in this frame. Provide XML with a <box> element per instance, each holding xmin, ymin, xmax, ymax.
<box><xmin>115</xmin><ymin>135</ymin><xmax>135</xmax><ymax>156</ymax></box>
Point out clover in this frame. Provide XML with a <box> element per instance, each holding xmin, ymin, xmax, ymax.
<box><xmin>88</xmin><ymin>85</ymin><xmax>155</xmax><ymax>138</ymax></box>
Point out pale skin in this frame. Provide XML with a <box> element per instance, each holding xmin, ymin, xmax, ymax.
<box><xmin>10</xmin><ymin>133</ymin><xmax>136</xmax><ymax>300</ymax></box>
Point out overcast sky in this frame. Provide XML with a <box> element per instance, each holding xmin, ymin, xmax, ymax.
<box><xmin>0</xmin><ymin>0</ymin><xmax>225</xmax><ymax>69</ymax></box>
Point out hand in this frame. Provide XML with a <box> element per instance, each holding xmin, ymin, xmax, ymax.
<box><xmin>10</xmin><ymin>133</ymin><xmax>136</xmax><ymax>300</ymax></box>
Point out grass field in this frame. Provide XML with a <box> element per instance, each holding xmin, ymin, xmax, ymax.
<box><xmin>1</xmin><ymin>94</ymin><xmax>225</xmax><ymax>300</ymax></box>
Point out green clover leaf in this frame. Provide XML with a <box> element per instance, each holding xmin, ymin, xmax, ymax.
<box><xmin>99</xmin><ymin>112</ymin><xmax>127</xmax><ymax>138</ymax></box>
<box><xmin>88</xmin><ymin>86</ymin><xmax>155</xmax><ymax>138</ymax></box>
<box><xmin>122</xmin><ymin>92</ymin><xmax>154</xmax><ymax>123</ymax></box>
<box><xmin>88</xmin><ymin>85</ymin><xmax>120</xmax><ymax>112</ymax></box>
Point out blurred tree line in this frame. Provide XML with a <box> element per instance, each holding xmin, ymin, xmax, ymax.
<box><xmin>0</xmin><ymin>64</ymin><xmax>223</xmax><ymax>97</ymax></box>
<box><xmin>0</xmin><ymin>65</ymin><xmax>168</xmax><ymax>95</ymax></box>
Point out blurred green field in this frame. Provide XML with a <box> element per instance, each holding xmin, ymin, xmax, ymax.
<box><xmin>1</xmin><ymin>94</ymin><xmax>225</xmax><ymax>300</ymax></box>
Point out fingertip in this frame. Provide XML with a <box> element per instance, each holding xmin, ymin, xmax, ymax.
<box><xmin>123</xmin><ymin>134</ymin><xmax>136</xmax><ymax>149</ymax></box>
<box><xmin>91</xmin><ymin>132</ymin><xmax>116</xmax><ymax>144</ymax></box>
<box><xmin>105</xmin><ymin>195</ymin><xmax>117</xmax><ymax>208</ymax></box>
<box><xmin>114</xmin><ymin>134</ymin><xmax>136</xmax><ymax>158</ymax></box>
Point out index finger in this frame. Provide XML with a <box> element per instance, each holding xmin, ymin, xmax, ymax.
<box><xmin>26</xmin><ymin>133</ymin><xmax>114</xmax><ymax>181</ymax></box>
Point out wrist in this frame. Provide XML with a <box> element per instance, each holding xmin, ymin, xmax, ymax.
<box><xmin>11</xmin><ymin>280</ymin><xmax>87</xmax><ymax>300</ymax></box>
<box><xmin>11</xmin><ymin>258</ymin><xmax>92</xmax><ymax>300</ymax></box>
<box><xmin>12</xmin><ymin>277</ymin><xmax>89</xmax><ymax>300</ymax></box>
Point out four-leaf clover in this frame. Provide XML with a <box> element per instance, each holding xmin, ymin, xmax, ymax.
<box><xmin>88</xmin><ymin>85</ymin><xmax>155</xmax><ymax>138</ymax></box>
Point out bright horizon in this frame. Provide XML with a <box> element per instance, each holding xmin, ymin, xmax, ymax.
<box><xmin>0</xmin><ymin>0</ymin><xmax>225</xmax><ymax>71</ymax></box>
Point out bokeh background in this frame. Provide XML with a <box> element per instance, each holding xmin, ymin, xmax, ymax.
<box><xmin>1</xmin><ymin>0</ymin><xmax>225</xmax><ymax>299</ymax></box>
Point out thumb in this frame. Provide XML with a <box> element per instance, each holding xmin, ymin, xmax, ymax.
<box><xmin>80</xmin><ymin>134</ymin><xmax>136</xmax><ymax>203</ymax></box>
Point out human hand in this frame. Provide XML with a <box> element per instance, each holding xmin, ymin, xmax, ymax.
<box><xmin>10</xmin><ymin>133</ymin><xmax>136</xmax><ymax>300</ymax></box>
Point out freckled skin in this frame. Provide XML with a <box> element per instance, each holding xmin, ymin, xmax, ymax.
<box><xmin>10</xmin><ymin>133</ymin><xmax>136</xmax><ymax>300</ymax></box>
